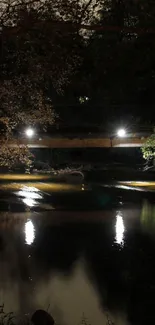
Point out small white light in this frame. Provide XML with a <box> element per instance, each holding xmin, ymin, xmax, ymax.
<box><xmin>25</xmin><ymin>128</ymin><xmax>34</xmax><ymax>138</ymax></box>
<box><xmin>117</xmin><ymin>128</ymin><xmax>126</xmax><ymax>137</ymax></box>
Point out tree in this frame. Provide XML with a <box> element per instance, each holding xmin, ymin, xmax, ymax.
<box><xmin>60</xmin><ymin>0</ymin><xmax>155</xmax><ymax>127</ymax></box>
<box><xmin>141</xmin><ymin>134</ymin><xmax>155</xmax><ymax>161</ymax></box>
<box><xmin>1</xmin><ymin>0</ymin><xmax>155</xmax><ymax>167</ymax></box>
<box><xmin>0</xmin><ymin>0</ymin><xmax>100</xmax><ymax>167</ymax></box>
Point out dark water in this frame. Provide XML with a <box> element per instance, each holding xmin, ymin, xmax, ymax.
<box><xmin>0</xmin><ymin>183</ymin><xmax>155</xmax><ymax>325</ymax></box>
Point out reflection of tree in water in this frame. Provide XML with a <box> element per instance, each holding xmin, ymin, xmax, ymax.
<box><xmin>141</xmin><ymin>200</ymin><xmax>155</xmax><ymax>234</ymax></box>
<box><xmin>1</xmin><ymin>209</ymin><xmax>155</xmax><ymax>324</ymax></box>
<box><xmin>32</xmin><ymin>215</ymin><xmax>155</xmax><ymax>325</ymax></box>
<box><xmin>32</xmin><ymin>222</ymin><xmax>126</xmax><ymax>321</ymax></box>
<box><xmin>79</xmin><ymin>312</ymin><xmax>115</xmax><ymax>325</ymax></box>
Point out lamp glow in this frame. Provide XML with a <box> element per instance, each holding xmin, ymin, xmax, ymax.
<box><xmin>25</xmin><ymin>128</ymin><xmax>34</xmax><ymax>138</ymax></box>
<box><xmin>117</xmin><ymin>128</ymin><xmax>126</xmax><ymax>137</ymax></box>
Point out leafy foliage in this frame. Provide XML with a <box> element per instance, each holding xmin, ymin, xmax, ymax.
<box><xmin>0</xmin><ymin>0</ymin><xmax>98</xmax><ymax>167</ymax></box>
<box><xmin>0</xmin><ymin>142</ymin><xmax>33</xmax><ymax>167</ymax></box>
<box><xmin>1</xmin><ymin>0</ymin><xmax>155</xmax><ymax>166</ymax></box>
<box><xmin>141</xmin><ymin>134</ymin><xmax>155</xmax><ymax>160</ymax></box>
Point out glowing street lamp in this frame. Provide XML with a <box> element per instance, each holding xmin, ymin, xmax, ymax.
<box><xmin>25</xmin><ymin>128</ymin><xmax>34</xmax><ymax>138</ymax></box>
<box><xmin>117</xmin><ymin>128</ymin><xmax>126</xmax><ymax>137</ymax></box>
<box><xmin>111</xmin><ymin>127</ymin><xmax>126</xmax><ymax>147</ymax></box>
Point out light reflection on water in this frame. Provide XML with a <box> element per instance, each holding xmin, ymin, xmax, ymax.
<box><xmin>141</xmin><ymin>200</ymin><xmax>155</xmax><ymax>227</ymax></box>
<box><xmin>24</xmin><ymin>220</ymin><xmax>35</xmax><ymax>245</ymax></box>
<box><xmin>115</xmin><ymin>212</ymin><xmax>125</xmax><ymax>246</ymax></box>
<box><xmin>16</xmin><ymin>186</ymin><xmax>42</xmax><ymax>207</ymax></box>
<box><xmin>22</xmin><ymin>197</ymin><xmax>36</xmax><ymax>207</ymax></box>
<box><xmin>2</xmin><ymin>182</ymin><xmax>82</xmax><ymax>192</ymax></box>
<box><xmin>0</xmin><ymin>192</ymin><xmax>154</xmax><ymax>324</ymax></box>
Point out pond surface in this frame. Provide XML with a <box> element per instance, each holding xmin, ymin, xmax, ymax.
<box><xmin>0</xmin><ymin>183</ymin><xmax>155</xmax><ymax>325</ymax></box>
